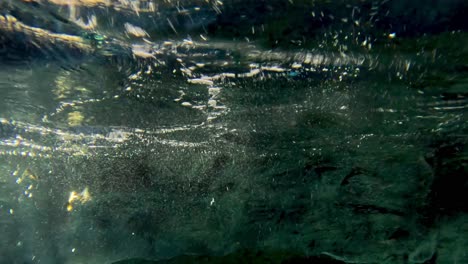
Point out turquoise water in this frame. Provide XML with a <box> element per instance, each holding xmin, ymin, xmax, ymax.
<box><xmin>0</xmin><ymin>1</ymin><xmax>467</xmax><ymax>263</ymax></box>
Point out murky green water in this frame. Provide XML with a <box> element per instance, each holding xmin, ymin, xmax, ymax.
<box><xmin>0</xmin><ymin>1</ymin><xmax>467</xmax><ymax>263</ymax></box>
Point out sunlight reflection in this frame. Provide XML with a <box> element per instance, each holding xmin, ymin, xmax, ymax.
<box><xmin>66</xmin><ymin>187</ymin><xmax>92</xmax><ymax>212</ymax></box>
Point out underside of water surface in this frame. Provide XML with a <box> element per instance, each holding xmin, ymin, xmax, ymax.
<box><xmin>0</xmin><ymin>1</ymin><xmax>467</xmax><ymax>263</ymax></box>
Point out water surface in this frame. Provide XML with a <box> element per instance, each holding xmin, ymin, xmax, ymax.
<box><xmin>0</xmin><ymin>1</ymin><xmax>467</xmax><ymax>263</ymax></box>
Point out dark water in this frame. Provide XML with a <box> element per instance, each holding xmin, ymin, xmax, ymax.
<box><xmin>0</xmin><ymin>1</ymin><xmax>467</xmax><ymax>263</ymax></box>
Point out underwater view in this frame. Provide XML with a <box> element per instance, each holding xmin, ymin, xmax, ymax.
<box><xmin>0</xmin><ymin>0</ymin><xmax>467</xmax><ymax>263</ymax></box>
